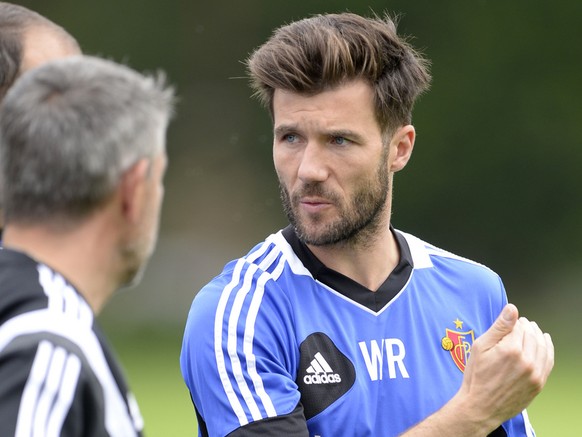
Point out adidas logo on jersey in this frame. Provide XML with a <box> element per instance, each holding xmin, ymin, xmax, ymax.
<box><xmin>303</xmin><ymin>352</ymin><xmax>342</xmax><ymax>385</ymax></box>
<box><xmin>297</xmin><ymin>333</ymin><xmax>356</xmax><ymax>419</ymax></box>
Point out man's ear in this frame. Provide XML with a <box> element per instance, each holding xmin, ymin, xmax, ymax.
<box><xmin>389</xmin><ymin>125</ymin><xmax>415</xmax><ymax>172</ymax></box>
<box><xmin>119</xmin><ymin>158</ymin><xmax>150</xmax><ymax>224</ymax></box>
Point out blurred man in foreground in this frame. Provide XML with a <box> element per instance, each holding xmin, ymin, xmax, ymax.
<box><xmin>0</xmin><ymin>56</ymin><xmax>174</xmax><ymax>436</ymax></box>
<box><xmin>0</xmin><ymin>1</ymin><xmax>81</xmax><ymax>235</ymax></box>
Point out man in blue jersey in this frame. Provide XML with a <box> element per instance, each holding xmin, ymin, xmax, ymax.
<box><xmin>0</xmin><ymin>56</ymin><xmax>174</xmax><ymax>435</ymax></box>
<box><xmin>181</xmin><ymin>12</ymin><xmax>554</xmax><ymax>436</ymax></box>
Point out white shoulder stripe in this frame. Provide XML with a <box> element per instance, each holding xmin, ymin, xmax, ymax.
<box><xmin>32</xmin><ymin>344</ymin><xmax>67</xmax><ymax>434</ymax></box>
<box><xmin>396</xmin><ymin>229</ymin><xmax>489</xmax><ymax>270</ymax></box>
<box><xmin>246</xmin><ymin>238</ymin><xmax>273</xmax><ymax>264</ymax></box>
<box><xmin>238</xmin><ymin>246</ymin><xmax>282</xmax><ymax>419</ymax></box>
<box><xmin>214</xmin><ymin>258</ymin><xmax>249</xmax><ymax>426</ymax></box>
<box><xmin>395</xmin><ymin>230</ymin><xmax>433</xmax><ymax>269</ymax></box>
<box><xmin>37</xmin><ymin>265</ymin><xmax>93</xmax><ymax>327</ymax></box>
<box><xmin>227</xmin><ymin>263</ymin><xmax>262</xmax><ymax>421</ymax></box>
<box><xmin>15</xmin><ymin>340</ymin><xmax>53</xmax><ymax>437</ymax></box>
<box><xmin>242</xmin><ymin>271</ymin><xmax>277</xmax><ymax>418</ymax></box>
<box><xmin>214</xmin><ymin>242</ymin><xmax>283</xmax><ymax>426</ymax></box>
<box><xmin>272</xmin><ymin>231</ymin><xmax>312</xmax><ymax>277</ymax></box>
<box><xmin>46</xmin><ymin>352</ymin><xmax>81</xmax><ymax>437</ymax></box>
<box><xmin>424</xmin><ymin>245</ymin><xmax>489</xmax><ymax>269</ymax></box>
<box><xmin>0</xmin><ymin>311</ymin><xmax>138</xmax><ymax>437</ymax></box>
<box><xmin>15</xmin><ymin>340</ymin><xmax>83</xmax><ymax>437</ymax></box>
<box><xmin>257</xmin><ymin>244</ymin><xmax>282</xmax><ymax>273</ymax></box>
<box><xmin>14</xmin><ymin>340</ymin><xmax>81</xmax><ymax>437</ymax></box>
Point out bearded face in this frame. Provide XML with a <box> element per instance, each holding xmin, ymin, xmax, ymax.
<box><xmin>279</xmin><ymin>144</ymin><xmax>390</xmax><ymax>247</ymax></box>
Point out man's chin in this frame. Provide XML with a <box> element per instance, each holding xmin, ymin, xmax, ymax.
<box><xmin>118</xmin><ymin>262</ymin><xmax>148</xmax><ymax>291</ymax></box>
<box><xmin>295</xmin><ymin>224</ymin><xmax>337</xmax><ymax>247</ymax></box>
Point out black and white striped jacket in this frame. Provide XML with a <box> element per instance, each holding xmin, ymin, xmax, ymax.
<box><xmin>0</xmin><ymin>248</ymin><xmax>143</xmax><ymax>436</ymax></box>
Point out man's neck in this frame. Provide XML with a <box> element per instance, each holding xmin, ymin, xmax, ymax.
<box><xmin>2</xmin><ymin>222</ymin><xmax>116</xmax><ymax>314</ymax></box>
<box><xmin>306</xmin><ymin>222</ymin><xmax>400</xmax><ymax>292</ymax></box>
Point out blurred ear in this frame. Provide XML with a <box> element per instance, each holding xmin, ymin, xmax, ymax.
<box><xmin>119</xmin><ymin>158</ymin><xmax>150</xmax><ymax>224</ymax></box>
<box><xmin>389</xmin><ymin>125</ymin><xmax>415</xmax><ymax>172</ymax></box>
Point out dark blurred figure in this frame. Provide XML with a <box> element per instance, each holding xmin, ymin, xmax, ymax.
<box><xmin>0</xmin><ymin>1</ymin><xmax>81</xmax><ymax>234</ymax></box>
<box><xmin>0</xmin><ymin>55</ymin><xmax>174</xmax><ymax>436</ymax></box>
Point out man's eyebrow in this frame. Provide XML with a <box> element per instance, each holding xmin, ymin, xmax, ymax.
<box><xmin>274</xmin><ymin>124</ymin><xmax>299</xmax><ymax>137</ymax></box>
<box><xmin>274</xmin><ymin>126</ymin><xmax>365</xmax><ymax>141</ymax></box>
<box><xmin>327</xmin><ymin>129</ymin><xmax>365</xmax><ymax>143</ymax></box>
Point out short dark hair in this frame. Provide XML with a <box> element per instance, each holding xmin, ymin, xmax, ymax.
<box><xmin>246</xmin><ymin>12</ymin><xmax>431</xmax><ymax>136</ymax></box>
<box><xmin>0</xmin><ymin>2</ymin><xmax>79</xmax><ymax>100</ymax></box>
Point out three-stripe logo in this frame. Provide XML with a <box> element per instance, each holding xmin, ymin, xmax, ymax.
<box><xmin>303</xmin><ymin>352</ymin><xmax>341</xmax><ymax>385</ymax></box>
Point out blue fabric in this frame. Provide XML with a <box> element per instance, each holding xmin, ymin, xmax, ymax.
<box><xmin>180</xmin><ymin>229</ymin><xmax>534</xmax><ymax>436</ymax></box>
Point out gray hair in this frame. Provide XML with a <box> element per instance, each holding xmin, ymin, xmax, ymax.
<box><xmin>0</xmin><ymin>55</ymin><xmax>175</xmax><ymax>226</ymax></box>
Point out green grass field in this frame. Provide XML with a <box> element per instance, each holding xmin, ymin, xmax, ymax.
<box><xmin>105</xmin><ymin>326</ymin><xmax>197</xmax><ymax>436</ymax></box>
<box><xmin>106</xmin><ymin>325</ymin><xmax>581</xmax><ymax>437</ymax></box>
<box><xmin>527</xmin><ymin>355</ymin><xmax>581</xmax><ymax>436</ymax></box>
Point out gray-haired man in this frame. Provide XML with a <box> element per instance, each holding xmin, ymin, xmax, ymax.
<box><xmin>0</xmin><ymin>56</ymin><xmax>174</xmax><ymax>436</ymax></box>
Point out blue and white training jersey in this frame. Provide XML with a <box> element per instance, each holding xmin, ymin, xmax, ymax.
<box><xmin>180</xmin><ymin>226</ymin><xmax>535</xmax><ymax>437</ymax></box>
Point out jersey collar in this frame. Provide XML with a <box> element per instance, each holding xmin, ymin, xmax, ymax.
<box><xmin>282</xmin><ymin>225</ymin><xmax>413</xmax><ymax>312</ymax></box>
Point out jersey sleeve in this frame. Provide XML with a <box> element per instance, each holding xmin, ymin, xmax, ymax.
<box><xmin>0</xmin><ymin>336</ymin><xmax>110</xmax><ymax>437</ymax></box>
<box><xmin>180</xmin><ymin>258</ymin><xmax>308</xmax><ymax>436</ymax></box>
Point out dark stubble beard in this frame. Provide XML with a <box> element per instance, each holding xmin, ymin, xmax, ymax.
<box><xmin>279</xmin><ymin>148</ymin><xmax>390</xmax><ymax>248</ymax></box>
<box><xmin>118</xmin><ymin>228</ymin><xmax>157</xmax><ymax>290</ymax></box>
<box><xmin>118</xmin><ymin>244</ymin><xmax>149</xmax><ymax>290</ymax></box>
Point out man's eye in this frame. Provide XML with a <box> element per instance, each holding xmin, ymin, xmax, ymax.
<box><xmin>333</xmin><ymin>136</ymin><xmax>348</xmax><ymax>145</ymax></box>
<box><xmin>283</xmin><ymin>134</ymin><xmax>297</xmax><ymax>143</ymax></box>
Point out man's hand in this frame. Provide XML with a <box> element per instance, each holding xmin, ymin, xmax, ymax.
<box><xmin>402</xmin><ymin>304</ymin><xmax>554</xmax><ymax>436</ymax></box>
<box><xmin>457</xmin><ymin>303</ymin><xmax>554</xmax><ymax>431</ymax></box>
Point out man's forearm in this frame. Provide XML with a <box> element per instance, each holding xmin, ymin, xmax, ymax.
<box><xmin>400</xmin><ymin>392</ymin><xmax>497</xmax><ymax>437</ymax></box>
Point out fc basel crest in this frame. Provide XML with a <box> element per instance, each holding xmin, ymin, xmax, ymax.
<box><xmin>441</xmin><ymin>318</ymin><xmax>475</xmax><ymax>373</ymax></box>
